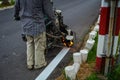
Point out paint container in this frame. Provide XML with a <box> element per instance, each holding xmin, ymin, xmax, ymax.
<box><xmin>73</xmin><ymin>63</ymin><xmax>80</xmax><ymax>74</ymax></box>
<box><xmin>85</xmin><ymin>39</ymin><xmax>95</xmax><ymax>50</ymax></box>
<box><xmin>94</xmin><ymin>25</ymin><xmax>99</xmax><ymax>32</ymax></box>
<box><xmin>80</xmin><ymin>49</ymin><xmax>88</xmax><ymax>63</ymax></box>
<box><xmin>65</xmin><ymin>66</ymin><xmax>76</xmax><ymax>80</ymax></box>
<box><xmin>73</xmin><ymin>52</ymin><xmax>82</xmax><ymax>64</ymax></box>
<box><xmin>89</xmin><ymin>31</ymin><xmax>97</xmax><ymax>40</ymax></box>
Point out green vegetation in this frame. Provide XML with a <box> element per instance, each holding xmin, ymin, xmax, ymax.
<box><xmin>0</xmin><ymin>0</ymin><xmax>15</xmax><ymax>8</ymax></box>
<box><xmin>86</xmin><ymin>73</ymin><xmax>100</xmax><ymax>80</ymax></box>
<box><xmin>108</xmin><ymin>64</ymin><xmax>120</xmax><ymax>80</ymax></box>
<box><xmin>84</xmin><ymin>34</ymin><xmax>99</xmax><ymax>80</ymax></box>
<box><xmin>86</xmin><ymin>32</ymin><xmax>120</xmax><ymax>80</ymax></box>
<box><xmin>10</xmin><ymin>0</ymin><xmax>15</xmax><ymax>5</ymax></box>
<box><xmin>87</xmin><ymin>34</ymin><xmax>98</xmax><ymax>63</ymax></box>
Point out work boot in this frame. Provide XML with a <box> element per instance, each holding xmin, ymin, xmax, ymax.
<box><xmin>34</xmin><ymin>62</ymin><xmax>47</xmax><ymax>69</ymax></box>
<box><xmin>27</xmin><ymin>65</ymin><xmax>34</xmax><ymax>70</ymax></box>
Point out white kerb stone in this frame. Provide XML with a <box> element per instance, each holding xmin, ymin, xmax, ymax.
<box><xmin>65</xmin><ymin>66</ymin><xmax>76</xmax><ymax>80</ymax></box>
<box><xmin>73</xmin><ymin>63</ymin><xmax>80</xmax><ymax>74</ymax></box>
<box><xmin>85</xmin><ymin>39</ymin><xmax>95</xmax><ymax>50</ymax></box>
<box><xmin>89</xmin><ymin>31</ymin><xmax>97</xmax><ymax>40</ymax></box>
<box><xmin>94</xmin><ymin>25</ymin><xmax>99</xmax><ymax>32</ymax></box>
<box><xmin>73</xmin><ymin>52</ymin><xmax>82</xmax><ymax>64</ymax></box>
<box><xmin>80</xmin><ymin>49</ymin><xmax>88</xmax><ymax>63</ymax></box>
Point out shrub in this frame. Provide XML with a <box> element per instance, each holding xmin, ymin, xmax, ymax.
<box><xmin>108</xmin><ymin>64</ymin><xmax>120</xmax><ymax>80</ymax></box>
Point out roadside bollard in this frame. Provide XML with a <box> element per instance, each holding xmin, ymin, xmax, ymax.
<box><xmin>94</xmin><ymin>25</ymin><xmax>99</xmax><ymax>32</ymax></box>
<box><xmin>89</xmin><ymin>31</ymin><xmax>97</xmax><ymax>40</ymax></box>
<box><xmin>80</xmin><ymin>49</ymin><xmax>88</xmax><ymax>63</ymax></box>
<box><xmin>73</xmin><ymin>52</ymin><xmax>82</xmax><ymax>64</ymax></box>
<box><xmin>65</xmin><ymin>66</ymin><xmax>76</xmax><ymax>80</ymax></box>
<box><xmin>73</xmin><ymin>63</ymin><xmax>80</xmax><ymax>74</ymax></box>
<box><xmin>85</xmin><ymin>39</ymin><xmax>95</xmax><ymax>50</ymax></box>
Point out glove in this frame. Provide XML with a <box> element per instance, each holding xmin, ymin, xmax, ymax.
<box><xmin>14</xmin><ymin>16</ymin><xmax>20</xmax><ymax>21</ymax></box>
<box><xmin>21</xmin><ymin>34</ymin><xmax>27</xmax><ymax>42</ymax></box>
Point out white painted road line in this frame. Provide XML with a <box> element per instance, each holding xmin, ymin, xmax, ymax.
<box><xmin>35</xmin><ymin>47</ymin><xmax>70</xmax><ymax>80</ymax></box>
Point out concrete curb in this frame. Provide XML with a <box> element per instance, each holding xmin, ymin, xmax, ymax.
<box><xmin>0</xmin><ymin>5</ymin><xmax>14</xmax><ymax>11</ymax></box>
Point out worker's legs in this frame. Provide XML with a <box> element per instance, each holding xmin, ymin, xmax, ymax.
<box><xmin>34</xmin><ymin>32</ymin><xmax>47</xmax><ymax>69</ymax></box>
<box><xmin>26</xmin><ymin>35</ymin><xmax>34</xmax><ymax>69</ymax></box>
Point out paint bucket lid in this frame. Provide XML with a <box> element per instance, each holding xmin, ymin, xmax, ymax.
<box><xmin>66</xmin><ymin>35</ymin><xmax>74</xmax><ymax>40</ymax></box>
<box><xmin>55</xmin><ymin>9</ymin><xmax>62</xmax><ymax>13</ymax></box>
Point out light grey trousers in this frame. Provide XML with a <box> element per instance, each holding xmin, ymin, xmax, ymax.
<box><xmin>26</xmin><ymin>32</ymin><xmax>46</xmax><ymax>68</ymax></box>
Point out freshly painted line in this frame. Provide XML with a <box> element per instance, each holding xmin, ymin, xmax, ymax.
<box><xmin>35</xmin><ymin>47</ymin><xmax>70</xmax><ymax>80</ymax></box>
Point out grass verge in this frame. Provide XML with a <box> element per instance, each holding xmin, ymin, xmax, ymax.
<box><xmin>86</xmin><ymin>73</ymin><xmax>99</xmax><ymax>80</ymax></box>
<box><xmin>87</xmin><ymin>32</ymin><xmax>120</xmax><ymax>80</ymax></box>
<box><xmin>87</xmin><ymin>34</ymin><xmax>98</xmax><ymax>63</ymax></box>
<box><xmin>0</xmin><ymin>0</ymin><xmax>15</xmax><ymax>8</ymax></box>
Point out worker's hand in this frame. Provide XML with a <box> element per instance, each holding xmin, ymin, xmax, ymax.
<box><xmin>14</xmin><ymin>16</ymin><xmax>20</xmax><ymax>21</ymax></box>
<box><xmin>21</xmin><ymin>34</ymin><xmax>27</xmax><ymax>42</ymax></box>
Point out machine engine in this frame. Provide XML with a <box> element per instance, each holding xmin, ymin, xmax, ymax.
<box><xmin>45</xmin><ymin>9</ymin><xmax>74</xmax><ymax>49</ymax></box>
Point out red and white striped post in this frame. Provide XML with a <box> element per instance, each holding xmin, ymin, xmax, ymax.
<box><xmin>113</xmin><ymin>0</ymin><xmax>120</xmax><ymax>56</ymax></box>
<box><xmin>95</xmin><ymin>0</ymin><xmax>110</xmax><ymax>72</ymax></box>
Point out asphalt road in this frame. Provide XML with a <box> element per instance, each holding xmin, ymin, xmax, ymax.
<box><xmin>0</xmin><ymin>0</ymin><xmax>101</xmax><ymax>80</ymax></box>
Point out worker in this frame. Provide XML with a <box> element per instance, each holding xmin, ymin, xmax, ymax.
<box><xmin>14</xmin><ymin>0</ymin><xmax>56</xmax><ymax>70</ymax></box>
